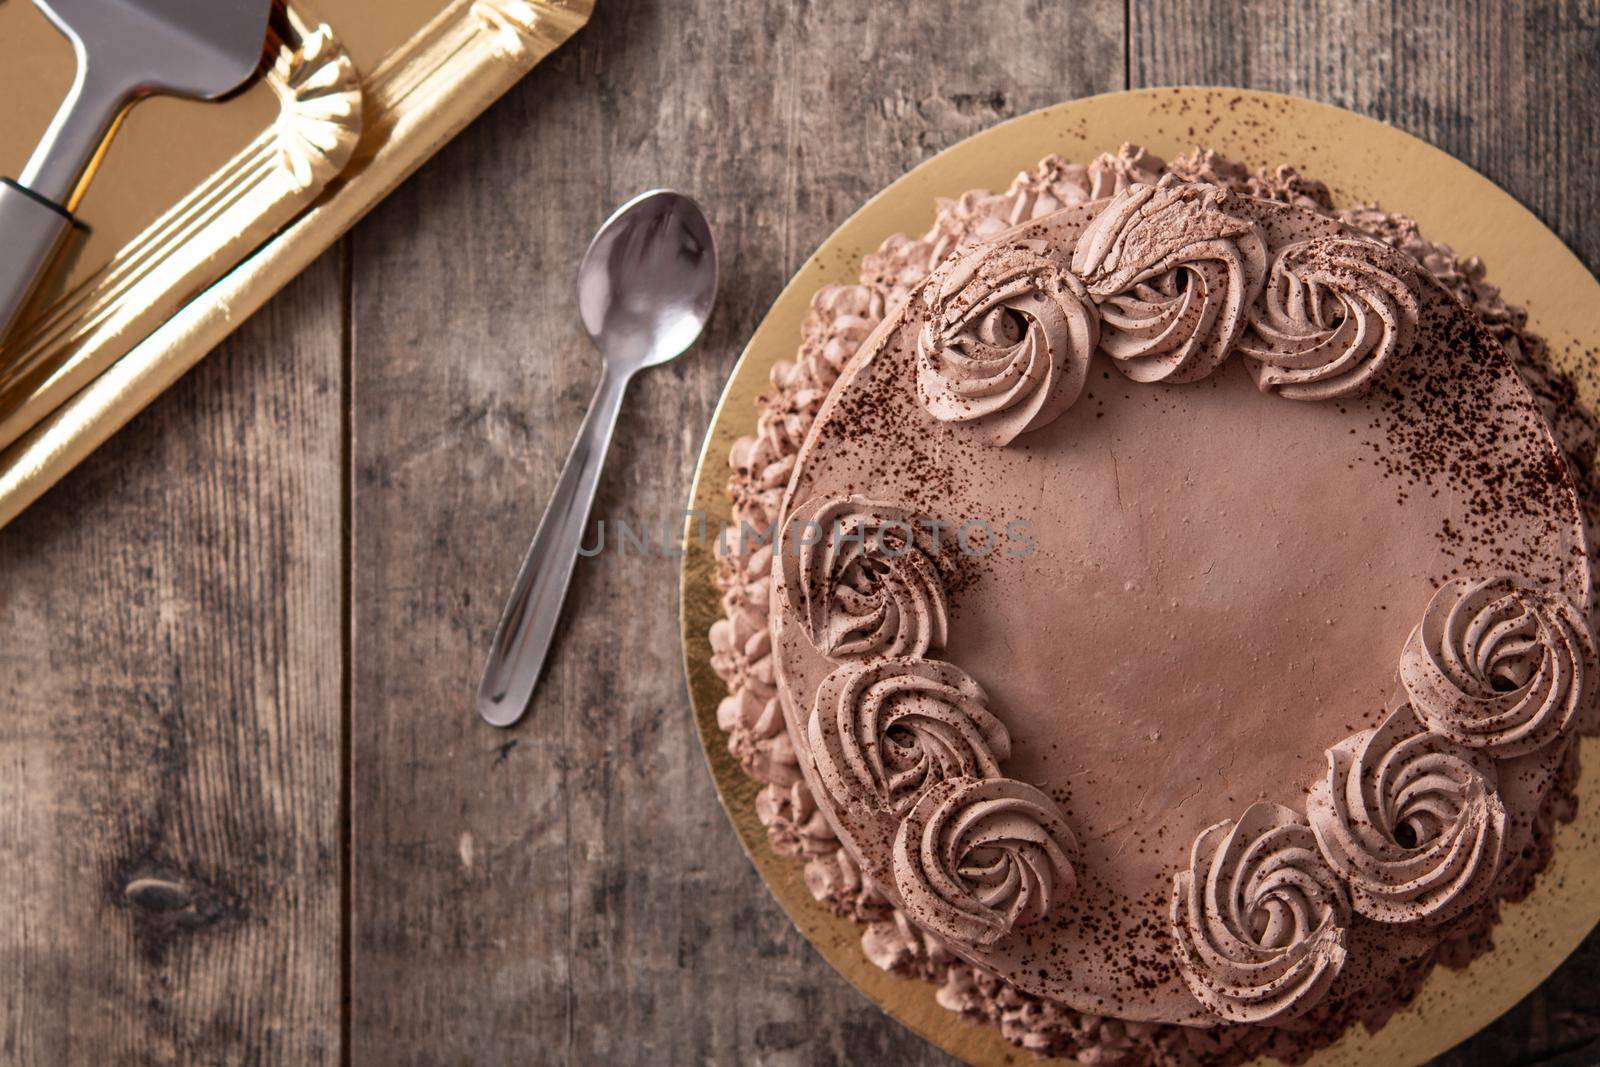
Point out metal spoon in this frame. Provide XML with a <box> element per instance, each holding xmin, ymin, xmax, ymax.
<box><xmin>476</xmin><ymin>190</ymin><xmax>717</xmax><ymax>728</ymax></box>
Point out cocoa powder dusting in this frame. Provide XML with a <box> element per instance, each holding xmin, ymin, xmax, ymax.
<box><xmin>710</xmin><ymin>145</ymin><xmax>1600</xmax><ymax>1067</ymax></box>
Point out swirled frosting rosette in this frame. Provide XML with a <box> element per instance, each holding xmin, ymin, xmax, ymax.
<box><xmin>776</xmin><ymin>495</ymin><xmax>948</xmax><ymax>660</ymax></box>
<box><xmin>1399</xmin><ymin>576</ymin><xmax>1598</xmax><ymax>757</ymax></box>
<box><xmin>1070</xmin><ymin>179</ymin><xmax>1267</xmax><ymax>384</ymax></box>
<box><xmin>893</xmin><ymin>776</ymin><xmax>1078</xmax><ymax>949</ymax></box>
<box><xmin>1238</xmin><ymin>236</ymin><xmax>1422</xmax><ymax>401</ymax></box>
<box><xmin>1170</xmin><ymin>802</ymin><xmax>1350</xmax><ymax>1025</ymax></box>
<box><xmin>915</xmin><ymin>240</ymin><xmax>1098</xmax><ymax>446</ymax></box>
<box><xmin>1308</xmin><ymin>704</ymin><xmax>1507</xmax><ymax>925</ymax></box>
<box><xmin>808</xmin><ymin>658</ymin><xmax>1011</xmax><ymax>817</ymax></box>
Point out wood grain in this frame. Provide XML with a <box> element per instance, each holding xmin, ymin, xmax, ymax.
<box><xmin>0</xmin><ymin>251</ymin><xmax>345</xmax><ymax>1065</ymax></box>
<box><xmin>346</xmin><ymin>1</ymin><xmax>1121</xmax><ymax>1063</ymax></box>
<box><xmin>4</xmin><ymin>2</ymin><xmax>1600</xmax><ymax>1065</ymax></box>
<box><xmin>1130</xmin><ymin>1</ymin><xmax>1600</xmax><ymax>273</ymax></box>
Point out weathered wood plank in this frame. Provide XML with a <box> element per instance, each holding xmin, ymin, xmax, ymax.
<box><xmin>0</xmin><ymin>250</ymin><xmax>346</xmax><ymax>1064</ymax></box>
<box><xmin>1</xmin><ymin>1</ymin><xmax>1595</xmax><ymax>1065</ymax></box>
<box><xmin>347</xmin><ymin>1</ymin><xmax>1123</xmax><ymax>1062</ymax></box>
<box><xmin>1131</xmin><ymin>2</ymin><xmax>1600</xmax><ymax>1064</ymax></box>
<box><xmin>1131</xmin><ymin>0</ymin><xmax>1600</xmax><ymax>272</ymax></box>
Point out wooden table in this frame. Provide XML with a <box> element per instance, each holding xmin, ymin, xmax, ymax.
<box><xmin>3</xmin><ymin>2</ymin><xmax>1598</xmax><ymax>1064</ymax></box>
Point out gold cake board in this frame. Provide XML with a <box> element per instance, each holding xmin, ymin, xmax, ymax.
<box><xmin>679</xmin><ymin>87</ymin><xmax>1600</xmax><ymax>1067</ymax></box>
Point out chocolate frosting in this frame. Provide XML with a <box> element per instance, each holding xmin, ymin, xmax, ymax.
<box><xmin>1239</xmin><ymin>236</ymin><xmax>1422</xmax><ymax>401</ymax></box>
<box><xmin>710</xmin><ymin>143</ymin><xmax>1600</xmax><ymax>1064</ymax></box>
<box><xmin>1400</xmin><ymin>575</ymin><xmax>1599</xmax><ymax>757</ymax></box>
<box><xmin>1071</xmin><ymin>179</ymin><xmax>1267</xmax><ymax>383</ymax></box>
<box><xmin>1307</xmin><ymin>702</ymin><xmax>1507</xmax><ymax>925</ymax></box>
<box><xmin>776</xmin><ymin>495</ymin><xmax>949</xmax><ymax>660</ymax></box>
<box><xmin>809</xmin><ymin>657</ymin><xmax>1010</xmax><ymax>817</ymax></box>
<box><xmin>916</xmin><ymin>240</ymin><xmax>1098</xmax><ymax>444</ymax></box>
<box><xmin>766</xmin><ymin>184</ymin><xmax>1589</xmax><ymax>1025</ymax></box>
<box><xmin>893</xmin><ymin>775</ymin><xmax>1078</xmax><ymax>949</ymax></box>
<box><xmin>1169</xmin><ymin>802</ymin><xmax>1350</xmax><ymax>1025</ymax></box>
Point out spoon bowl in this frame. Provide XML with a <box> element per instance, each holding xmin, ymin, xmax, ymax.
<box><xmin>477</xmin><ymin>191</ymin><xmax>718</xmax><ymax>728</ymax></box>
<box><xmin>578</xmin><ymin>189</ymin><xmax>717</xmax><ymax>371</ymax></box>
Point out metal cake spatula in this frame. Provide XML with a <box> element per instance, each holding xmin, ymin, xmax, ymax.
<box><xmin>0</xmin><ymin>0</ymin><xmax>273</xmax><ymax>343</ymax></box>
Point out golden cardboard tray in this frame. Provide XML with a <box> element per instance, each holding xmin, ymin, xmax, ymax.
<box><xmin>0</xmin><ymin>0</ymin><xmax>592</xmax><ymax>528</ymax></box>
<box><xmin>680</xmin><ymin>87</ymin><xmax>1600</xmax><ymax>1066</ymax></box>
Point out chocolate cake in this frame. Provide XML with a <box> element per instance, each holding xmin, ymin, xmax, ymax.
<box><xmin>709</xmin><ymin>146</ymin><xmax>1600</xmax><ymax>1065</ymax></box>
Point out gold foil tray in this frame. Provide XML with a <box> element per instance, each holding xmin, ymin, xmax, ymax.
<box><xmin>0</xmin><ymin>0</ymin><xmax>593</xmax><ymax>527</ymax></box>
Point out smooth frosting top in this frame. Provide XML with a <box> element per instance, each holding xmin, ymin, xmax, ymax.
<box><xmin>768</xmin><ymin>183</ymin><xmax>1593</xmax><ymax>1025</ymax></box>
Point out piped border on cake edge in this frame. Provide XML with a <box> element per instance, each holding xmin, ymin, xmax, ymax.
<box><xmin>708</xmin><ymin>145</ymin><xmax>1600</xmax><ymax>1066</ymax></box>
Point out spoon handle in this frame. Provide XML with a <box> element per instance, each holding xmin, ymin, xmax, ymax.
<box><xmin>477</xmin><ymin>367</ymin><xmax>630</xmax><ymax>727</ymax></box>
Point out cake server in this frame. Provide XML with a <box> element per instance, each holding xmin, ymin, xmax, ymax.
<box><xmin>477</xmin><ymin>190</ymin><xmax>717</xmax><ymax>728</ymax></box>
<box><xmin>0</xmin><ymin>0</ymin><xmax>273</xmax><ymax>343</ymax></box>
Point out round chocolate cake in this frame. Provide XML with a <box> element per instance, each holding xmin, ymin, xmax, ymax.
<box><xmin>710</xmin><ymin>146</ymin><xmax>1600</xmax><ymax>1065</ymax></box>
